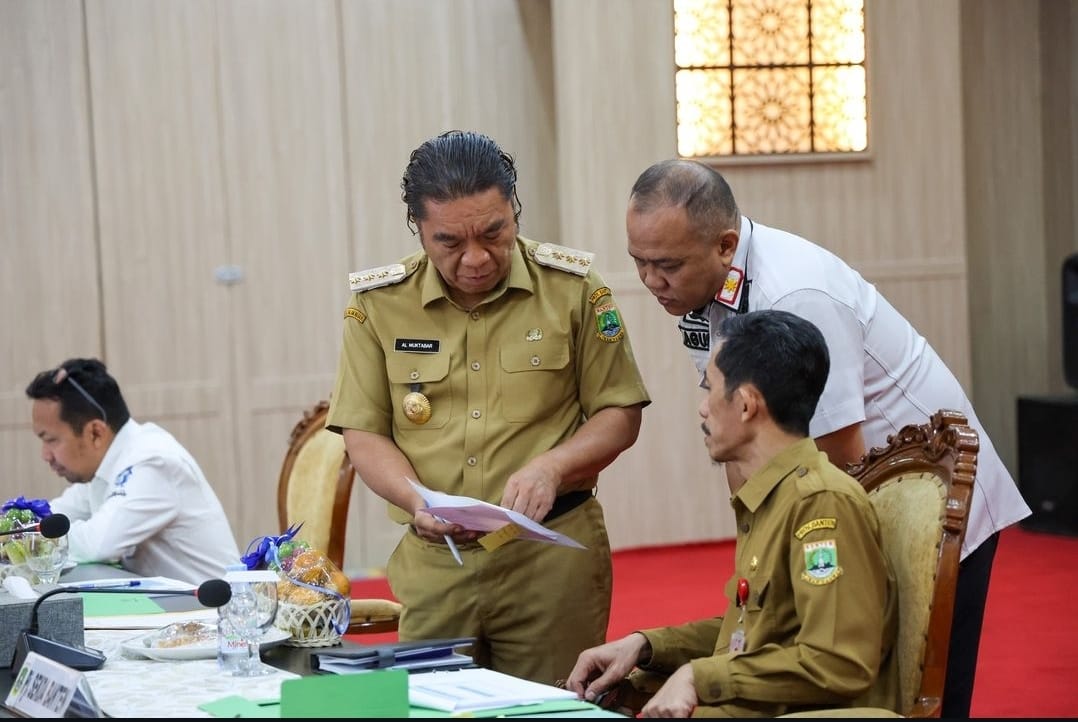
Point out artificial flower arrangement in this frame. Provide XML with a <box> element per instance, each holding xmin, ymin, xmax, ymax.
<box><xmin>241</xmin><ymin>523</ymin><xmax>352</xmax><ymax>647</ymax></box>
<box><xmin>0</xmin><ymin>496</ymin><xmax>51</xmax><ymax>568</ymax></box>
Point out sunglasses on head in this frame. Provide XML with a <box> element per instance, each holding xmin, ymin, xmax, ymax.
<box><xmin>53</xmin><ymin>366</ymin><xmax>108</xmax><ymax>424</ymax></box>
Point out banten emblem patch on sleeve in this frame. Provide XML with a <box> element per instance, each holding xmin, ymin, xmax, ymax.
<box><xmin>801</xmin><ymin>540</ymin><xmax>842</xmax><ymax>585</ymax></box>
<box><xmin>594</xmin><ymin>302</ymin><xmax>625</xmax><ymax>342</ymax></box>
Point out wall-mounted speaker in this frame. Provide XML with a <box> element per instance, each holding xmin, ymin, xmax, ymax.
<box><xmin>1017</xmin><ymin>395</ymin><xmax>1078</xmax><ymax>537</ymax></box>
<box><xmin>1065</xmin><ymin>253</ymin><xmax>1078</xmax><ymax>389</ymax></box>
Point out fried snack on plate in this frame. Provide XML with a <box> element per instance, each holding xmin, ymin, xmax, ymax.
<box><xmin>149</xmin><ymin>621</ymin><xmax>217</xmax><ymax>648</ymax></box>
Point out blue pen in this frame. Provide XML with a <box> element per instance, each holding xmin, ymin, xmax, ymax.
<box><xmin>72</xmin><ymin>580</ymin><xmax>141</xmax><ymax>590</ymax></box>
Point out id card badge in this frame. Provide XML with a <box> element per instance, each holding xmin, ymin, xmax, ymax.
<box><xmin>729</xmin><ymin>577</ymin><xmax>749</xmax><ymax>654</ymax></box>
<box><xmin>729</xmin><ymin>628</ymin><xmax>746</xmax><ymax>654</ymax></box>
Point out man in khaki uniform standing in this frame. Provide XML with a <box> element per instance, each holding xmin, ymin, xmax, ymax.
<box><xmin>327</xmin><ymin>130</ymin><xmax>651</xmax><ymax>685</ymax></box>
<box><xmin>564</xmin><ymin>310</ymin><xmax>898</xmax><ymax>717</ymax></box>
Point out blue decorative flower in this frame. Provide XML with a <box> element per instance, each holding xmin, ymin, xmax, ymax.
<box><xmin>241</xmin><ymin>522</ymin><xmax>303</xmax><ymax>570</ymax></box>
<box><xmin>1</xmin><ymin>496</ymin><xmax>51</xmax><ymax>519</ymax></box>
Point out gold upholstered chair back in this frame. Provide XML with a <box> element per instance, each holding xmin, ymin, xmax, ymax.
<box><xmin>277</xmin><ymin>400</ymin><xmax>401</xmax><ymax>635</ymax></box>
<box><xmin>277</xmin><ymin>400</ymin><xmax>353</xmax><ymax>568</ymax></box>
<box><xmin>842</xmin><ymin>409</ymin><xmax>978</xmax><ymax>717</ymax></box>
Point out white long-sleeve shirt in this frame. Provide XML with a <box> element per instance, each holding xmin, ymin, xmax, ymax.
<box><xmin>679</xmin><ymin>216</ymin><xmax>1031</xmax><ymax>561</ymax></box>
<box><xmin>50</xmin><ymin>419</ymin><xmax>240</xmax><ymax>585</ymax></box>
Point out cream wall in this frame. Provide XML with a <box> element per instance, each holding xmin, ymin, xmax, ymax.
<box><xmin>0</xmin><ymin>0</ymin><xmax>1067</xmax><ymax>575</ymax></box>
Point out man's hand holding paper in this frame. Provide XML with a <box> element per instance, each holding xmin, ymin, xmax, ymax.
<box><xmin>407</xmin><ymin>479</ymin><xmax>586</xmax><ymax>550</ymax></box>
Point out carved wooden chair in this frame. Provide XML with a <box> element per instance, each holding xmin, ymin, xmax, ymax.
<box><xmin>825</xmin><ymin>408</ymin><xmax>978</xmax><ymax>717</ymax></box>
<box><xmin>577</xmin><ymin>410</ymin><xmax>977</xmax><ymax>718</ymax></box>
<box><xmin>277</xmin><ymin>400</ymin><xmax>401</xmax><ymax>635</ymax></box>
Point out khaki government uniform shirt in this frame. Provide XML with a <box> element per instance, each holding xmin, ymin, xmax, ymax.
<box><xmin>639</xmin><ymin>439</ymin><xmax>899</xmax><ymax>717</ymax></box>
<box><xmin>327</xmin><ymin>236</ymin><xmax>651</xmax><ymax>524</ymax></box>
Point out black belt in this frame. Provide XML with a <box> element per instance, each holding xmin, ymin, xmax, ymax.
<box><xmin>542</xmin><ymin>490</ymin><xmax>593</xmax><ymax>523</ymax></box>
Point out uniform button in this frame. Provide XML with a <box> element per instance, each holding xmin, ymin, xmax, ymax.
<box><xmin>471</xmin><ymin>361</ymin><xmax>481</xmax><ymax>371</ymax></box>
<box><xmin>740</xmin><ymin>522</ymin><xmax>750</xmax><ymax>533</ymax></box>
<box><xmin>471</xmin><ymin>311</ymin><xmax>480</xmax><ymax>321</ymax></box>
<box><xmin>409</xmin><ymin>370</ymin><xmax>420</xmax><ymax>381</ymax></box>
<box><xmin>797</xmin><ymin>467</ymin><xmax>808</xmax><ymax>477</ymax></box>
<box><xmin>409</xmin><ymin>260</ymin><xmax>418</xmax><ymax>270</ymax></box>
<box><xmin>466</xmin><ymin>456</ymin><xmax>477</xmax><ymax>466</ymax></box>
<box><xmin>530</xmin><ymin>355</ymin><xmax>540</xmax><ymax>366</ymax></box>
<box><xmin>471</xmin><ymin>409</ymin><xmax>481</xmax><ymax>419</ymax></box>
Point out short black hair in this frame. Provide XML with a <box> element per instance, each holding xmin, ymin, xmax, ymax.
<box><xmin>400</xmin><ymin>130</ymin><xmax>522</xmax><ymax>232</ymax></box>
<box><xmin>26</xmin><ymin>358</ymin><xmax>130</xmax><ymax>433</ymax></box>
<box><xmin>713</xmin><ymin>310</ymin><xmax>830</xmax><ymax>436</ymax></box>
<box><xmin>629</xmin><ymin>159</ymin><xmax>739</xmax><ymax>241</ymax></box>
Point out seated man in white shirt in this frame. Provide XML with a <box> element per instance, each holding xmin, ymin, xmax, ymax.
<box><xmin>25</xmin><ymin>357</ymin><xmax>240</xmax><ymax>585</ymax></box>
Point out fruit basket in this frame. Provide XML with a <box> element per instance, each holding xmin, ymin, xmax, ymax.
<box><xmin>241</xmin><ymin>523</ymin><xmax>351</xmax><ymax>648</ymax></box>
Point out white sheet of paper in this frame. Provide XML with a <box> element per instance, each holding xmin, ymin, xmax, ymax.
<box><xmin>407</xmin><ymin>479</ymin><xmax>586</xmax><ymax>549</ymax></box>
<box><xmin>408</xmin><ymin>667</ymin><xmax>578</xmax><ymax>712</ymax></box>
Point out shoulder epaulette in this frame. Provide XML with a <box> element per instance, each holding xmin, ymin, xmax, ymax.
<box><xmin>349</xmin><ymin>263</ymin><xmax>407</xmax><ymax>292</ymax></box>
<box><xmin>533</xmin><ymin>243</ymin><xmax>594</xmax><ymax>277</ymax></box>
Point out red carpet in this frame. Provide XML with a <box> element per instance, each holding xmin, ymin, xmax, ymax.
<box><xmin>350</xmin><ymin>525</ymin><xmax>1078</xmax><ymax>717</ymax></box>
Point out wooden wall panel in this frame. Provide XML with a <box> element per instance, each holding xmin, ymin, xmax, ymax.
<box><xmin>214</xmin><ymin>0</ymin><xmax>351</xmax><ymax>549</ymax></box>
<box><xmin>83</xmin><ymin>0</ymin><xmax>237</xmax><ymax>520</ymax></box>
<box><xmin>962</xmin><ymin>0</ymin><xmax>1047</xmax><ymax>473</ymax></box>
<box><xmin>0</xmin><ymin>0</ymin><xmax>100</xmax><ymax>507</ymax></box>
<box><xmin>1040</xmin><ymin>0</ymin><xmax>1078</xmax><ymax>394</ymax></box>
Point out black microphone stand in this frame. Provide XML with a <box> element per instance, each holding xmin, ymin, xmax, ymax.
<box><xmin>10</xmin><ymin>581</ymin><xmax>231</xmax><ymax>675</ymax></box>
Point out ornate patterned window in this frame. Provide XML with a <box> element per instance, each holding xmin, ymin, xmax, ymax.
<box><xmin>674</xmin><ymin>0</ymin><xmax>867</xmax><ymax>159</ymax></box>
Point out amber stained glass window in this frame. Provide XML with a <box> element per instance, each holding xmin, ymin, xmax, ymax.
<box><xmin>675</xmin><ymin>0</ymin><xmax>866</xmax><ymax>158</ymax></box>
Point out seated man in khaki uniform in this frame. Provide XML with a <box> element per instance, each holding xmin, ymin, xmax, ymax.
<box><xmin>563</xmin><ymin>310</ymin><xmax>898</xmax><ymax>717</ymax></box>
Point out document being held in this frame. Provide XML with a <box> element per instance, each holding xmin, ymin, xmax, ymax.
<box><xmin>407</xmin><ymin>479</ymin><xmax>586</xmax><ymax>549</ymax></box>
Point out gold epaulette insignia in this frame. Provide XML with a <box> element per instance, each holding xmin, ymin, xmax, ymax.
<box><xmin>533</xmin><ymin>243</ymin><xmax>594</xmax><ymax>277</ymax></box>
<box><xmin>349</xmin><ymin>263</ymin><xmax>407</xmax><ymax>292</ymax></box>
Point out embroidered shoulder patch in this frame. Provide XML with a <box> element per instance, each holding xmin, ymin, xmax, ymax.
<box><xmin>588</xmin><ymin>286</ymin><xmax>612</xmax><ymax>305</ymax></box>
<box><xmin>594</xmin><ymin>301</ymin><xmax>625</xmax><ymax>342</ymax></box>
<box><xmin>794</xmin><ymin>517</ymin><xmax>836</xmax><ymax>539</ymax></box>
<box><xmin>534</xmin><ymin>243</ymin><xmax>594</xmax><ymax>277</ymax></box>
<box><xmin>349</xmin><ymin>263</ymin><xmax>406</xmax><ymax>292</ymax></box>
<box><xmin>801</xmin><ymin>540</ymin><xmax>842</xmax><ymax>585</ymax></box>
<box><xmin>345</xmin><ymin>307</ymin><xmax>366</xmax><ymax>324</ymax></box>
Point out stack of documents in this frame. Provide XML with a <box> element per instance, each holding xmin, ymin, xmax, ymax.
<box><xmin>408</xmin><ymin>479</ymin><xmax>586</xmax><ymax>548</ymax></box>
<box><xmin>312</xmin><ymin>637</ymin><xmax>476</xmax><ymax>674</ymax></box>
<box><xmin>407</xmin><ymin>667</ymin><xmax>580</xmax><ymax>713</ymax></box>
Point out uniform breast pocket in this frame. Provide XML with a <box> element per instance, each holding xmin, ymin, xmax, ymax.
<box><xmin>499</xmin><ymin>338</ymin><xmax>573</xmax><ymax>423</ymax></box>
<box><xmin>721</xmin><ymin>575</ymin><xmax>771</xmax><ymax>653</ymax></box>
<box><xmin>387</xmin><ymin>353</ymin><xmax>452</xmax><ymax>430</ymax></box>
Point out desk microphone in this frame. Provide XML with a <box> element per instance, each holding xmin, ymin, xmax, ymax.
<box><xmin>9</xmin><ymin>578</ymin><xmax>232</xmax><ymax>675</ymax></box>
<box><xmin>0</xmin><ymin>513</ymin><xmax>70</xmax><ymax>538</ymax></box>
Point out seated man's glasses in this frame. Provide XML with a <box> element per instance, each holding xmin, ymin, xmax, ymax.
<box><xmin>54</xmin><ymin>367</ymin><xmax>108</xmax><ymax>424</ymax></box>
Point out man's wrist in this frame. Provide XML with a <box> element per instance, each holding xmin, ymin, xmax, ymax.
<box><xmin>632</xmin><ymin>632</ymin><xmax>654</xmax><ymax>666</ymax></box>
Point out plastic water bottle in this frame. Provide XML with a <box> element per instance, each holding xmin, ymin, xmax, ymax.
<box><xmin>218</xmin><ymin>563</ymin><xmax>249</xmax><ymax>672</ymax></box>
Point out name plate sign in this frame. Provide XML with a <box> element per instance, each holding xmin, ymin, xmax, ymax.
<box><xmin>5</xmin><ymin>651</ymin><xmax>80</xmax><ymax>717</ymax></box>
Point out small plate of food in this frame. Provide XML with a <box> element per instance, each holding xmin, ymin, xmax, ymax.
<box><xmin>121</xmin><ymin>620</ymin><xmax>291</xmax><ymax>661</ymax></box>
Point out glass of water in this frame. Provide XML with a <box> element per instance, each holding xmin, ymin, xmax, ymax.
<box><xmin>223</xmin><ymin>578</ymin><xmax>279</xmax><ymax>676</ymax></box>
<box><xmin>23</xmin><ymin>532</ymin><xmax>69</xmax><ymax>586</ymax></box>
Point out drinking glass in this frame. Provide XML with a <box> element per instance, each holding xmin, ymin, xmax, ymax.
<box><xmin>23</xmin><ymin>532</ymin><xmax>68</xmax><ymax>586</ymax></box>
<box><xmin>223</xmin><ymin>579</ymin><xmax>279</xmax><ymax>676</ymax></box>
